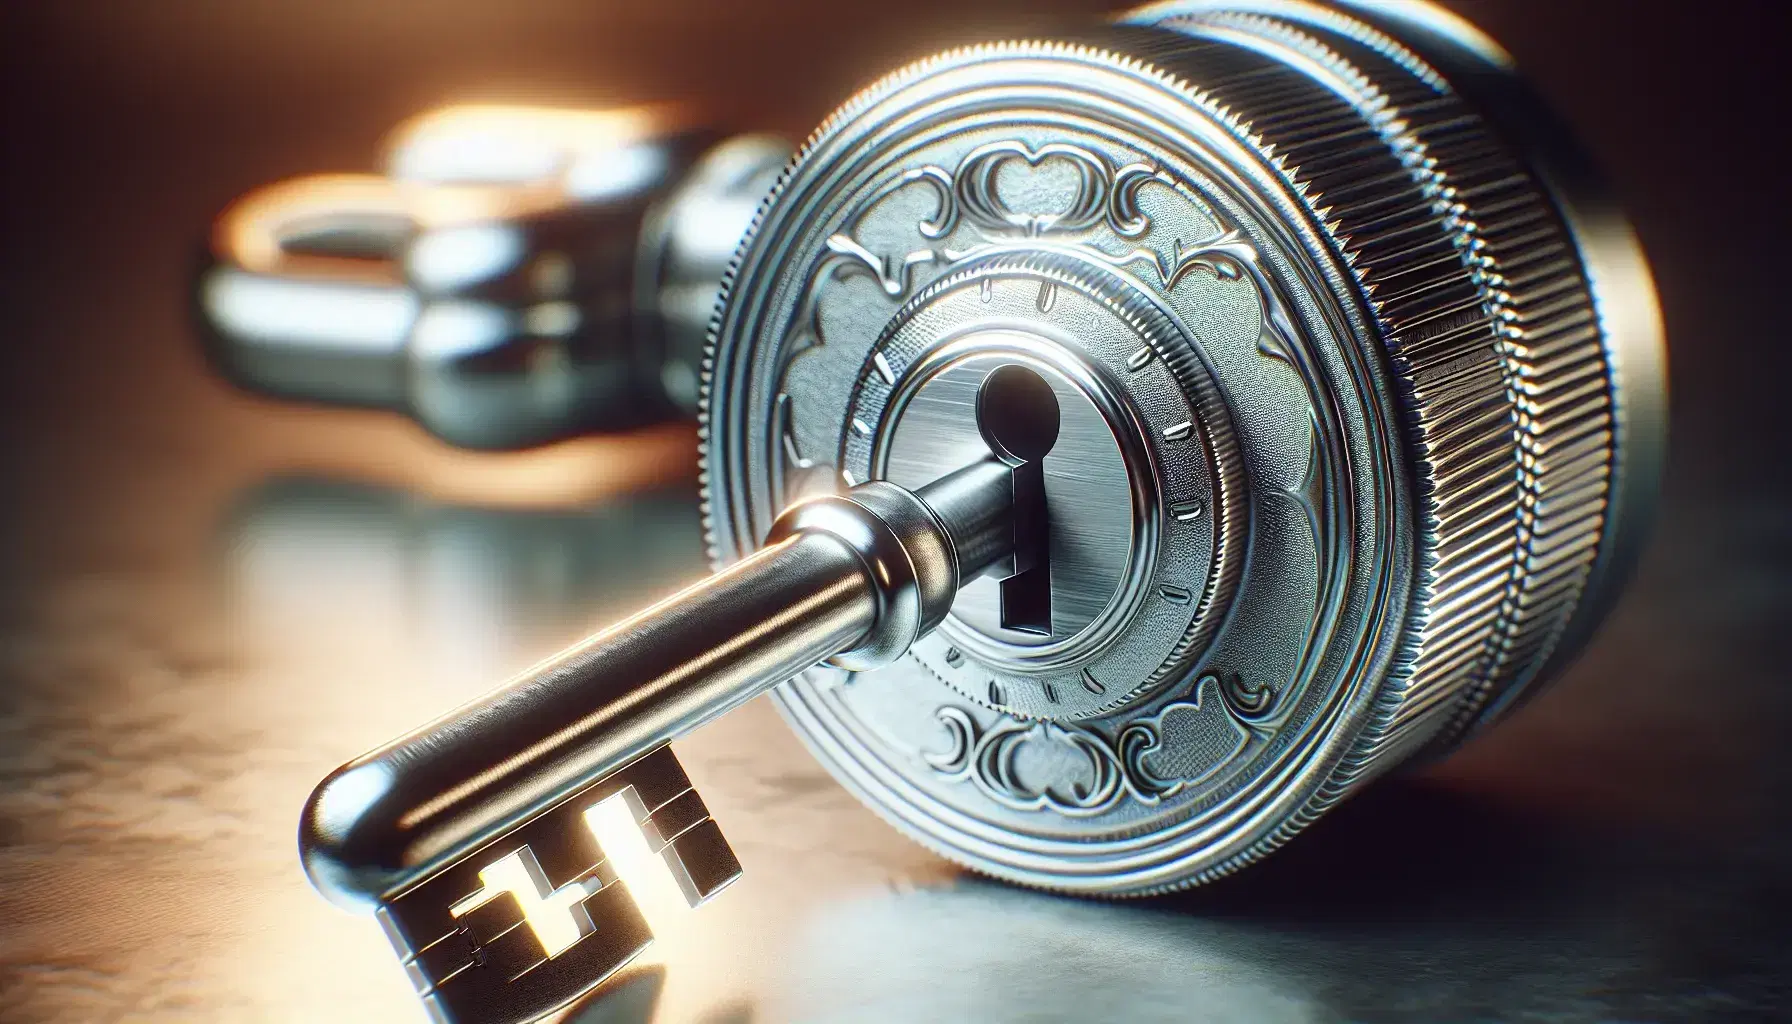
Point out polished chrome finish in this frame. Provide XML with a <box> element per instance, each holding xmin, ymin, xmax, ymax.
<box><xmin>635</xmin><ymin>135</ymin><xmax>792</xmax><ymax>412</ymax></box>
<box><xmin>843</xmin><ymin>256</ymin><xmax>1251</xmax><ymax>723</ymax></box>
<box><xmin>703</xmin><ymin>0</ymin><xmax>1663</xmax><ymax>896</ymax></box>
<box><xmin>301</xmin><ymin>458</ymin><xmax>1012</xmax><ymax>1023</ymax></box>
<box><xmin>196</xmin><ymin>173</ymin><xmax>436</xmax><ymax>411</ymax></box>
<box><xmin>299</xmin><ymin>458</ymin><xmax>1012</xmax><ymax>910</ymax></box>
<box><xmin>301</xmin><ymin>530</ymin><xmax>872</xmax><ymax>908</ymax></box>
<box><xmin>766</xmin><ymin>484</ymin><xmax>958</xmax><ymax>671</ymax></box>
<box><xmin>196</xmin><ymin>107</ymin><xmax>791</xmax><ymax>447</ymax></box>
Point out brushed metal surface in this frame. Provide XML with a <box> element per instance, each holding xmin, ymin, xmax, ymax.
<box><xmin>849</xmin><ymin>257</ymin><xmax>1248</xmax><ymax>723</ymax></box>
<box><xmin>880</xmin><ymin>345</ymin><xmax>1138</xmax><ymax>648</ymax></box>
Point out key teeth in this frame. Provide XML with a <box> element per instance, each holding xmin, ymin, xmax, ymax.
<box><xmin>660</xmin><ymin>819</ymin><xmax>744</xmax><ymax>907</ymax></box>
<box><xmin>377</xmin><ymin>745</ymin><xmax>739</xmax><ymax>1024</ymax></box>
<box><xmin>419</xmin><ymin>884</ymin><xmax>655</xmax><ymax>1024</ymax></box>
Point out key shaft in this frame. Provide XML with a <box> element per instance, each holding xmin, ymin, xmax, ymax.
<box><xmin>301</xmin><ymin>459</ymin><xmax>1012</xmax><ymax>908</ymax></box>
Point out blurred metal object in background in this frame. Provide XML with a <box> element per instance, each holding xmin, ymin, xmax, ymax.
<box><xmin>195</xmin><ymin>104</ymin><xmax>788</xmax><ymax>449</ymax></box>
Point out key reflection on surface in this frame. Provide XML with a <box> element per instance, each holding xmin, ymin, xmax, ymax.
<box><xmin>780</xmin><ymin>883</ymin><xmax>1318</xmax><ymax>1024</ymax></box>
<box><xmin>222</xmin><ymin>473</ymin><xmax>706</xmax><ymax>688</ymax></box>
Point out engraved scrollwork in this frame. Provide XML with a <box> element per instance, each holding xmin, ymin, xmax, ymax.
<box><xmin>1131</xmin><ymin>673</ymin><xmax>1262</xmax><ymax>786</ymax></box>
<box><xmin>772</xmin><ymin>135</ymin><xmax>1342</xmax><ymax>744</ymax></box>
<box><xmin>776</xmin><ymin>143</ymin><xmax>1178</xmax><ymax>371</ymax></box>
<box><xmin>766</xmin><ymin>141</ymin><xmax>1209</xmax><ymax>501</ymax></box>
<box><xmin>1213</xmin><ymin>670</ymin><xmax>1277</xmax><ymax>725</ymax></box>
<box><xmin>919</xmin><ymin>141</ymin><xmax>1165</xmax><ymax>240</ymax></box>
<box><xmin>1096</xmin><ymin>225</ymin><xmax>1303</xmax><ymax>365</ymax></box>
<box><xmin>924</xmin><ymin>706</ymin><xmax>1179</xmax><ymax>816</ymax></box>
<box><xmin>1110</xmin><ymin>162</ymin><xmax>1171</xmax><ymax>238</ymax></box>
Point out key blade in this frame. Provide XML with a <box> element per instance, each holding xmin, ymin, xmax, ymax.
<box><xmin>373</xmin><ymin>746</ymin><xmax>740</xmax><ymax>1024</ymax></box>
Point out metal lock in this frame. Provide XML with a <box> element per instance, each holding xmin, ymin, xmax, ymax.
<box><xmin>196</xmin><ymin>104</ymin><xmax>789</xmax><ymax>447</ymax></box>
<box><xmin>295</xmin><ymin>2</ymin><xmax>1667</xmax><ymax>1022</ymax></box>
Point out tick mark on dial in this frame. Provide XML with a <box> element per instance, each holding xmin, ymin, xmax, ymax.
<box><xmin>1160</xmin><ymin>584</ymin><xmax>1192</xmax><ymax>606</ymax></box>
<box><xmin>989</xmin><ymin>680</ymin><xmax>1006</xmax><ymax>706</ymax></box>
<box><xmin>1036</xmin><ymin>281</ymin><xmax>1057</xmax><ymax>313</ymax></box>
<box><xmin>1162</xmin><ymin>421</ymin><xmax>1193</xmax><ymax>442</ymax></box>
<box><xmin>1081</xmin><ymin>669</ymin><xmax>1105</xmax><ymax>695</ymax></box>
<box><xmin>1126</xmin><ymin>346</ymin><xmax>1153</xmax><ymax>372</ymax></box>
<box><xmin>851</xmin><ymin>418</ymin><xmax>871</xmax><ymax>437</ymax></box>
<box><xmin>872</xmin><ymin>351</ymin><xmax>897</xmax><ymax>386</ymax></box>
<box><xmin>1171</xmin><ymin>500</ymin><xmax>1203</xmax><ymax>522</ymax></box>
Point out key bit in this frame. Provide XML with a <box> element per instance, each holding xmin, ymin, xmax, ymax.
<box><xmin>377</xmin><ymin>746</ymin><xmax>736</xmax><ymax>1024</ymax></box>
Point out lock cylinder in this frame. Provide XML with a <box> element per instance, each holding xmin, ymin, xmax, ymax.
<box><xmin>702</xmin><ymin>0</ymin><xmax>1663</xmax><ymax>895</ymax></box>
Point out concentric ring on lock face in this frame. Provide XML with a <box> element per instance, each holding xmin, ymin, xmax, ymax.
<box><xmin>880</xmin><ymin>342</ymin><xmax>1164</xmax><ymax>716</ymax></box>
<box><xmin>838</xmin><ymin>253</ymin><xmax>1245</xmax><ymax>721</ymax></box>
<box><xmin>880</xmin><ymin>342</ymin><xmax>1151</xmax><ymax>667</ymax></box>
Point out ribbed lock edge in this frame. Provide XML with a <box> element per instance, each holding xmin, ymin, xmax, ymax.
<box><xmin>1113</xmin><ymin>5</ymin><xmax>1619</xmax><ymax>764</ymax></box>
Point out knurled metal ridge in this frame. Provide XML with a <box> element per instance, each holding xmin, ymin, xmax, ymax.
<box><xmin>1304</xmin><ymin>14</ymin><xmax>1614</xmax><ymax>751</ymax></box>
<box><xmin>1082</xmin><ymin>16</ymin><xmax>1491</xmax><ymax>872</ymax></box>
<box><xmin>1127</xmin><ymin>6</ymin><xmax>1615</xmax><ymax>757</ymax></box>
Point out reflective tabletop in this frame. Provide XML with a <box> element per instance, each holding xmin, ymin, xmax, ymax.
<box><xmin>1</xmin><ymin>2</ymin><xmax>1789</xmax><ymax>1021</ymax></box>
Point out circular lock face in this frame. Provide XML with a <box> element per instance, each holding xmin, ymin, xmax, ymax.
<box><xmin>702</xmin><ymin>3</ymin><xmax>1663</xmax><ymax>894</ymax></box>
<box><xmin>850</xmin><ymin>256</ymin><xmax>1247</xmax><ymax>722</ymax></box>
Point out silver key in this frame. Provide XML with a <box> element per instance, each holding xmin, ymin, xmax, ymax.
<box><xmin>303</xmin><ymin>442</ymin><xmax>1022</xmax><ymax>1023</ymax></box>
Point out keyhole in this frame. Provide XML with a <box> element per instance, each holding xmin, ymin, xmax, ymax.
<box><xmin>977</xmin><ymin>364</ymin><xmax>1060</xmax><ymax>635</ymax></box>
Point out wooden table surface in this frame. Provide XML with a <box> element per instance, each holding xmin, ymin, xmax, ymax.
<box><xmin>1</xmin><ymin>2</ymin><xmax>1788</xmax><ymax>1021</ymax></box>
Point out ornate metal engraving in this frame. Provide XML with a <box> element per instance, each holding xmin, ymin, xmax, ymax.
<box><xmin>924</xmin><ymin>705</ymin><xmax>1181</xmax><ymax>815</ymax></box>
<box><xmin>700</xmin><ymin>5</ymin><xmax>1656</xmax><ymax>897</ymax></box>
<box><xmin>706</xmin><ymin>41</ymin><xmax>1406</xmax><ymax>896</ymax></box>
